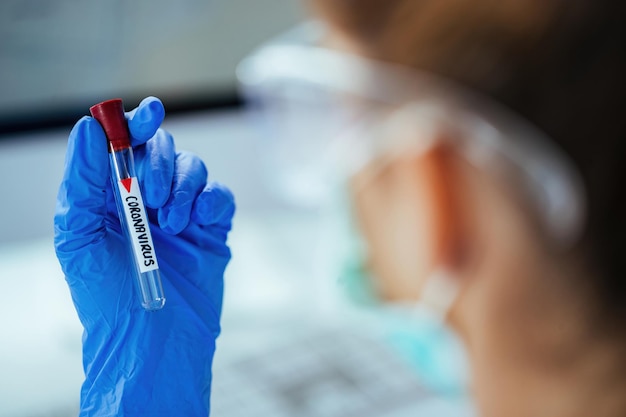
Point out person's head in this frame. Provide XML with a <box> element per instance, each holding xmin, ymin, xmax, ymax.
<box><xmin>306</xmin><ymin>0</ymin><xmax>626</xmax><ymax>415</ymax></box>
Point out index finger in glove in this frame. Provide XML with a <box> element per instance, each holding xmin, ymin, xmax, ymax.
<box><xmin>134</xmin><ymin>129</ymin><xmax>176</xmax><ymax>209</ymax></box>
<box><xmin>157</xmin><ymin>151</ymin><xmax>208</xmax><ymax>235</ymax></box>
<box><xmin>191</xmin><ymin>183</ymin><xmax>235</xmax><ymax>230</ymax></box>
<box><xmin>125</xmin><ymin>96</ymin><xmax>165</xmax><ymax>147</ymax></box>
<box><xmin>54</xmin><ymin>116</ymin><xmax>110</xmax><ymax>253</ymax></box>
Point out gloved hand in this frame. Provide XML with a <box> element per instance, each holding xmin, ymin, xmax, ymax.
<box><xmin>54</xmin><ymin>96</ymin><xmax>234</xmax><ymax>416</ymax></box>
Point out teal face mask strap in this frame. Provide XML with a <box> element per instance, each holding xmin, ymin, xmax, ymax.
<box><xmin>329</xmin><ymin>185</ymin><xmax>381</xmax><ymax>307</ymax></box>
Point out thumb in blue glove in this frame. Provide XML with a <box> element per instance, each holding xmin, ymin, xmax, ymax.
<box><xmin>54</xmin><ymin>97</ymin><xmax>235</xmax><ymax>416</ymax></box>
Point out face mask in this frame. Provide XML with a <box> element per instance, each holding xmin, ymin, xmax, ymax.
<box><xmin>321</xmin><ymin>184</ymin><xmax>471</xmax><ymax>398</ymax></box>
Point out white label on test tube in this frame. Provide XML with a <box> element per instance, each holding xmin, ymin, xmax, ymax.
<box><xmin>118</xmin><ymin>177</ymin><xmax>159</xmax><ymax>273</ymax></box>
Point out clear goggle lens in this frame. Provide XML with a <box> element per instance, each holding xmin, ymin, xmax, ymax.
<box><xmin>238</xmin><ymin>22</ymin><xmax>586</xmax><ymax>249</ymax></box>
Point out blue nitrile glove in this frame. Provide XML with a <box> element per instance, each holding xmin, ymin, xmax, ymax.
<box><xmin>54</xmin><ymin>96</ymin><xmax>234</xmax><ymax>416</ymax></box>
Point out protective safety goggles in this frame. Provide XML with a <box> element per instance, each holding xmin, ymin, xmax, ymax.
<box><xmin>237</xmin><ymin>22</ymin><xmax>586</xmax><ymax>249</ymax></box>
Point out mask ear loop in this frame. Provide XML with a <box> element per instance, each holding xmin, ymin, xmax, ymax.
<box><xmin>379</xmin><ymin>271</ymin><xmax>460</xmax><ymax>335</ymax></box>
<box><xmin>418</xmin><ymin>268</ymin><xmax>461</xmax><ymax>324</ymax></box>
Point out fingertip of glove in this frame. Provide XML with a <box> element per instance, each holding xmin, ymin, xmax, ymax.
<box><xmin>142</xmin><ymin>96</ymin><xmax>165</xmax><ymax>119</ymax></box>
<box><xmin>192</xmin><ymin>191</ymin><xmax>215</xmax><ymax>224</ymax></box>
<box><xmin>158</xmin><ymin>203</ymin><xmax>190</xmax><ymax>235</ymax></box>
<box><xmin>144</xmin><ymin>185</ymin><xmax>170</xmax><ymax>210</ymax></box>
<box><xmin>71</xmin><ymin>115</ymin><xmax>100</xmax><ymax>138</ymax></box>
<box><xmin>128</xmin><ymin>97</ymin><xmax>165</xmax><ymax>143</ymax></box>
<box><xmin>193</xmin><ymin>183</ymin><xmax>235</xmax><ymax>227</ymax></box>
<box><xmin>66</xmin><ymin>116</ymin><xmax>108</xmax><ymax>170</ymax></box>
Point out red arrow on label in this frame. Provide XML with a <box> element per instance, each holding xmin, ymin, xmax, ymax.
<box><xmin>121</xmin><ymin>178</ymin><xmax>133</xmax><ymax>193</ymax></box>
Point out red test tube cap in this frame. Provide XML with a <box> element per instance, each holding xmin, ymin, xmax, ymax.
<box><xmin>90</xmin><ymin>99</ymin><xmax>131</xmax><ymax>151</ymax></box>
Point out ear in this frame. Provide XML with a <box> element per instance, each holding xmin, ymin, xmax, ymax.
<box><xmin>423</xmin><ymin>142</ymin><xmax>469</xmax><ymax>271</ymax></box>
<box><xmin>349</xmin><ymin>140</ymin><xmax>469</xmax><ymax>302</ymax></box>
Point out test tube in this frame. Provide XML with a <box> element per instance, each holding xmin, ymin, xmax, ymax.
<box><xmin>90</xmin><ymin>99</ymin><xmax>166</xmax><ymax>311</ymax></box>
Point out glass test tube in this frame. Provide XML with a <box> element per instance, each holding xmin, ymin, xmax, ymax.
<box><xmin>90</xmin><ymin>99</ymin><xmax>166</xmax><ymax>311</ymax></box>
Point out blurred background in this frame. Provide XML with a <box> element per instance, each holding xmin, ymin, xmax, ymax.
<box><xmin>0</xmin><ymin>1</ymin><xmax>471</xmax><ymax>416</ymax></box>
<box><xmin>0</xmin><ymin>0</ymin><xmax>301</xmax><ymax>133</ymax></box>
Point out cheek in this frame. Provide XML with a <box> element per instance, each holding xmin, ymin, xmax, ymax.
<box><xmin>351</xmin><ymin>159</ymin><xmax>436</xmax><ymax>301</ymax></box>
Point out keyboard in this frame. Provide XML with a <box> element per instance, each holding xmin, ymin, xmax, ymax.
<box><xmin>211</xmin><ymin>328</ymin><xmax>474</xmax><ymax>417</ymax></box>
